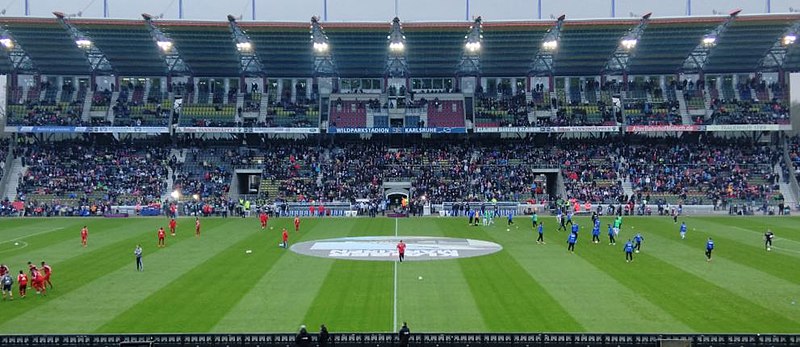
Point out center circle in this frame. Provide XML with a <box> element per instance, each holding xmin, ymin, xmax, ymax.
<box><xmin>290</xmin><ymin>236</ymin><xmax>503</xmax><ymax>262</ymax></box>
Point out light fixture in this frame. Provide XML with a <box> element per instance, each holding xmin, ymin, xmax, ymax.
<box><xmin>621</xmin><ymin>38</ymin><xmax>637</xmax><ymax>50</ymax></box>
<box><xmin>170</xmin><ymin>190</ymin><xmax>181</xmax><ymax>199</ymax></box>
<box><xmin>75</xmin><ymin>38</ymin><xmax>92</xmax><ymax>48</ymax></box>
<box><xmin>236</xmin><ymin>42</ymin><xmax>253</xmax><ymax>52</ymax></box>
<box><xmin>465</xmin><ymin>41</ymin><xmax>481</xmax><ymax>52</ymax></box>
<box><xmin>192</xmin><ymin>194</ymin><xmax>200</xmax><ymax>201</ymax></box>
<box><xmin>0</xmin><ymin>38</ymin><xmax>12</xmax><ymax>49</ymax></box>
<box><xmin>784</xmin><ymin>34</ymin><xmax>797</xmax><ymax>45</ymax></box>
<box><xmin>702</xmin><ymin>36</ymin><xmax>716</xmax><ymax>46</ymax></box>
<box><xmin>542</xmin><ymin>40</ymin><xmax>558</xmax><ymax>50</ymax></box>
<box><xmin>389</xmin><ymin>41</ymin><xmax>404</xmax><ymax>52</ymax></box>
<box><xmin>157</xmin><ymin>40</ymin><xmax>173</xmax><ymax>52</ymax></box>
<box><xmin>313</xmin><ymin>41</ymin><xmax>329</xmax><ymax>52</ymax></box>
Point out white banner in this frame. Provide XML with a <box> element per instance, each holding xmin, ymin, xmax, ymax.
<box><xmin>703</xmin><ymin>124</ymin><xmax>790</xmax><ymax>132</ymax></box>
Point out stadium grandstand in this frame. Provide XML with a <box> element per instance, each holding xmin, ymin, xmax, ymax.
<box><xmin>0</xmin><ymin>2</ymin><xmax>798</xmax><ymax>345</ymax></box>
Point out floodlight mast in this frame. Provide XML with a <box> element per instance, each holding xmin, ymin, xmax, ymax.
<box><xmin>311</xmin><ymin>16</ymin><xmax>337</xmax><ymax>77</ymax></box>
<box><xmin>456</xmin><ymin>16</ymin><xmax>483</xmax><ymax>77</ymax></box>
<box><xmin>54</xmin><ymin>11</ymin><xmax>113</xmax><ymax>82</ymax></box>
<box><xmin>142</xmin><ymin>12</ymin><xmax>191</xmax><ymax>84</ymax></box>
<box><xmin>227</xmin><ymin>14</ymin><xmax>266</xmax><ymax>80</ymax></box>
<box><xmin>681</xmin><ymin>9</ymin><xmax>741</xmax><ymax>76</ymax></box>
<box><xmin>602</xmin><ymin>12</ymin><xmax>652</xmax><ymax>86</ymax></box>
<box><xmin>385</xmin><ymin>17</ymin><xmax>409</xmax><ymax>78</ymax></box>
<box><xmin>0</xmin><ymin>28</ymin><xmax>36</xmax><ymax>74</ymax></box>
<box><xmin>758</xmin><ymin>19</ymin><xmax>800</xmax><ymax>74</ymax></box>
<box><xmin>530</xmin><ymin>14</ymin><xmax>565</xmax><ymax>81</ymax></box>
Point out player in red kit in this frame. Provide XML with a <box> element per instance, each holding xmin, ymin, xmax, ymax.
<box><xmin>169</xmin><ymin>218</ymin><xmax>177</xmax><ymax>236</ymax></box>
<box><xmin>81</xmin><ymin>226</ymin><xmax>88</xmax><ymax>247</ymax></box>
<box><xmin>294</xmin><ymin>216</ymin><xmax>300</xmax><ymax>232</ymax></box>
<box><xmin>157</xmin><ymin>227</ymin><xmax>166</xmax><ymax>248</ymax></box>
<box><xmin>195</xmin><ymin>217</ymin><xmax>201</xmax><ymax>238</ymax></box>
<box><xmin>29</xmin><ymin>266</ymin><xmax>44</xmax><ymax>295</ymax></box>
<box><xmin>259</xmin><ymin>211</ymin><xmax>268</xmax><ymax>229</ymax></box>
<box><xmin>397</xmin><ymin>240</ymin><xmax>406</xmax><ymax>262</ymax></box>
<box><xmin>40</xmin><ymin>261</ymin><xmax>52</xmax><ymax>289</ymax></box>
<box><xmin>17</xmin><ymin>270</ymin><xmax>27</xmax><ymax>298</ymax></box>
<box><xmin>281</xmin><ymin>228</ymin><xmax>289</xmax><ymax>248</ymax></box>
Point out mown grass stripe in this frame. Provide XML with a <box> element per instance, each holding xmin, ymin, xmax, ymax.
<box><xmin>302</xmin><ymin>218</ymin><xmax>394</xmax><ymax>332</ymax></box>
<box><xmin>442</xmin><ymin>223</ymin><xmax>584</xmax><ymax>332</ymax></box>
<box><xmin>212</xmin><ymin>219</ymin><xmax>346</xmax><ymax>332</ymax></box>
<box><xmin>395</xmin><ymin>218</ymin><xmax>488</xmax><ymax>332</ymax></box>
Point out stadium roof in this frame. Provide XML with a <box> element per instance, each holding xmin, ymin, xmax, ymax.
<box><xmin>0</xmin><ymin>14</ymin><xmax>798</xmax><ymax>77</ymax></box>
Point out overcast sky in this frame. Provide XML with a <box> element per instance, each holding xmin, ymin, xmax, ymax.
<box><xmin>0</xmin><ymin>0</ymin><xmax>796</xmax><ymax>22</ymax></box>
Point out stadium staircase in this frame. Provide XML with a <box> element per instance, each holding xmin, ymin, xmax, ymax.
<box><xmin>2</xmin><ymin>157</ymin><xmax>24</xmax><ymax>201</ymax></box>
<box><xmin>81</xmin><ymin>91</ymin><xmax>93</xmax><ymax>121</ymax></box>
<box><xmin>236</xmin><ymin>94</ymin><xmax>244</xmax><ymax>124</ymax></box>
<box><xmin>621</xmin><ymin>178</ymin><xmax>634</xmax><ymax>198</ymax></box>
<box><xmin>257</xmin><ymin>95</ymin><xmax>269</xmax><ymax>123</ymax></box>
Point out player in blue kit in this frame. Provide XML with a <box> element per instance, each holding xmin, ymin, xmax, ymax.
<box><xmin>624</xmin><ymin>240</ymin><xmax>634</xmax><ymax>262</ymax></box>
<box><xmin>679</xmin><ymin>222</ymin><xmax>687</xmax><ymax>239</ymax></box>
<box><xmin>607</xmin><ymin>224</ymin><xmax>616</xmax><ymax>245</ymax></box>
<box><xmin>591</xmin><ymin>222</ymin><xmax>601</xmax><ymax>244</ymax></box>
<box><xmin>633</xmin><ymin>233</ymin><xmax>644</xmax><ymax>253</ymax></box>
<box><xmin>705</xmin><ymin>237</ymin><xmax>715</xmax><ymax>261</ymax></box>
<box><xmin>571</xmin><ymin>223</ymin><xmax>579</xmax><ymax>235</ymax></box>
<box><xmin>567</xmin><ymin>232</ymin><xmax>577</xmax><ymax>253</ymax></box>
<box><xmin>536</xmin><ymin>223</ymin><xmax>545</xmax><ymax>244</ymax></box>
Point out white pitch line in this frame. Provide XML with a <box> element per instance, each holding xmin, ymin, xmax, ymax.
<box><xmin>392</xmin><ymin>217</ymin><xmax>398</xmax><ymax>333</ymax></box>
<box><xmin>0</xmin><ymin>227</ymin><xmax>65</xmax><ymax>244</ymax></box>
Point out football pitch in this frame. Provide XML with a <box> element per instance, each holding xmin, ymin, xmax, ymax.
<box><xmin>0</xmin><ymin>215</ymin><xmax>798</xmax><ymax>334</ymax></box>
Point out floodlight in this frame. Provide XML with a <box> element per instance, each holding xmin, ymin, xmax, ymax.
<box><xmin>192</xmin><ymin>194</ymin><xmax>200</xmax><ymax>201</ymax></box>
<box><xmin>236</xmin><ymin>42</ymin><xmax>253</xmax><ymax>52</ymax></box>
<box><xmin>702</xmin><ymin>36</ymin><xmax>716</xmax><ymax>46</ymax></box>
<box><xmin>75</xmin><ymin>39</ymin><xmax>92</xmax><ymax>48</ymax></box>
<box><xmin>542</xmin><ymin>40</ymin><xmax>558</xmax><ymax>50</ymax></box>
<box><xmin>783</xmin><ymin>34</ymin><xmax>797</xmax><ymax>45</ymax></box>
<box><xmin>621</xmin><ymin>38</ymin><xmax>637</xmax><ymax>50</ymax></box>
<box><xmin>313</xmin><ymin>41</ymin><xmax>329</xmax><ymax>52</ymax></box>
<box><xmin>0</xmin><ymin>38</ymin><xmax>12</xmax><ymax>49</ymax></box>
<box><xmin>465</xmin><ymin>41</ymin><xmax>481</xmax><ymax>52</ymax></box>
<box><xmin>157</xmin><ymin>40</ymin><xmax>173</xmax><ymax>52</ymax></box>
<box><xmin>389</xmin><ymin>41</ymin><xmax>404</xmax><ymax>52</ymax></box>
<box><xmin>170</xmin><ymin>190</ymin><xmax>180</xmax><ymax>199</ymax></box>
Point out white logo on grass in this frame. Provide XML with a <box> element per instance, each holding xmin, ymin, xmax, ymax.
<box><xmin>291</xmin><ymin>236</ymin><xmax>502</xmax><ymax>261</ymax></box>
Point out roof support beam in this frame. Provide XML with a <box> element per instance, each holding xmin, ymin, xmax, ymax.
<box><xmin>385</xmin><ymin>17</ymin><xmax>409</xmax><ymax>78</ymax></box>
<box><xmin>143</xmin><ymin>13</ymin><xmax>191</xmax><ymax>76</ymax></box>
<box><xmin>228</xmin><ymin>15</ymin><xmax>265</xmax><ymax>76</ymax></box>
<box><xmin>456</xmin><ymin>16</ymin><xmax>483</xmax><ymax>77</ymax></box>
<box><xmin>310</xmin><ymin>16</ymin><xmax>337</xmax><ymax>77</ymax></box>
<box><xmin>681</xmin><ymin>9</ymin><xmax>741</xmax><ymax>73</ymax></box>
<box><xmin>603</xmin><ymin>13</ymin><xmax>651</xmax><ymax>75</ymax></box>
<box><xmin>758</xmin><ymin>20</ymin><xmax>800</xmax><ymax>72</ymax></box>
<box><xmin>0</xmin><ymin>28</ymin><xmax>36</xmax><ymax>73</ymax></box>
<box><xmin>54</xmin><ymin>12</ymin><xmax>113</xmax><ymax>74</ymax></box>
<box><xmin>529</xmin><ymin>15</ymin><xmax>565</xmax><ymax>76</ymax></box>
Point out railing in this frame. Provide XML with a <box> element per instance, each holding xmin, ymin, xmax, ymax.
<box><xmin>0</xmin><ymin>332</ymin><xmax>797</xmax><ymax>347</ymax></box>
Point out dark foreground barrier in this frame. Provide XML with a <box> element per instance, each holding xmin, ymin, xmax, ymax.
<box><xmin>0</xmin><ymin>333</ymin><xmax>798</xmax><ymax>347</ymax></box>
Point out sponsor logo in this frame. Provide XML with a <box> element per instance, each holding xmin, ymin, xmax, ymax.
<box><xmin>290</xmin><ymin>236</ymin><xmax>502</xmax><ymax>261</ymax></box>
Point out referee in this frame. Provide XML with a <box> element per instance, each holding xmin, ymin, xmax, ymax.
<box><xmin>134</xmin><ymin>244</ymin><xmax>143</xmax><ymax>271</ymax></box>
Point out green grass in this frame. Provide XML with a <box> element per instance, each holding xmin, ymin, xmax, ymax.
<box><xmin>0</xmin><ymin>215</ymin><xmax>798</xmax><ymax>334</ymax></box>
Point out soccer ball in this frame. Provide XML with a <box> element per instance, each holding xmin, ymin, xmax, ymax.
<box><xmin>270</xmin><ymin>227</ymin><xmax>274</xmax><ymax>230</ymax></box>
<box><xmin>245</xmin><ymin>250</ymin><xmax>253</xmax><ymax>254</ymax></box>
<box><xmin>13</xmin><ymin>242</ymin><xmax>18</xmax><ymax>246</ymax></box>
<box><xmin>506</xmin><ymin>228</ymin><xmax>510</xmax><ymax>231</ymax></box>
<box><xmin>767</xmin><ymin>247</ymin><xmax>771</xmax><ymax>251</ymax></box>
<box><xmin>418</xmin><ymin>276</ymin><xmax>423</xmax><ymax>280</ymax></box>
<box><xmin>635</xmin><ymin>250</ymin><xmax>640</xmax><ymax>253</ymax></box>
